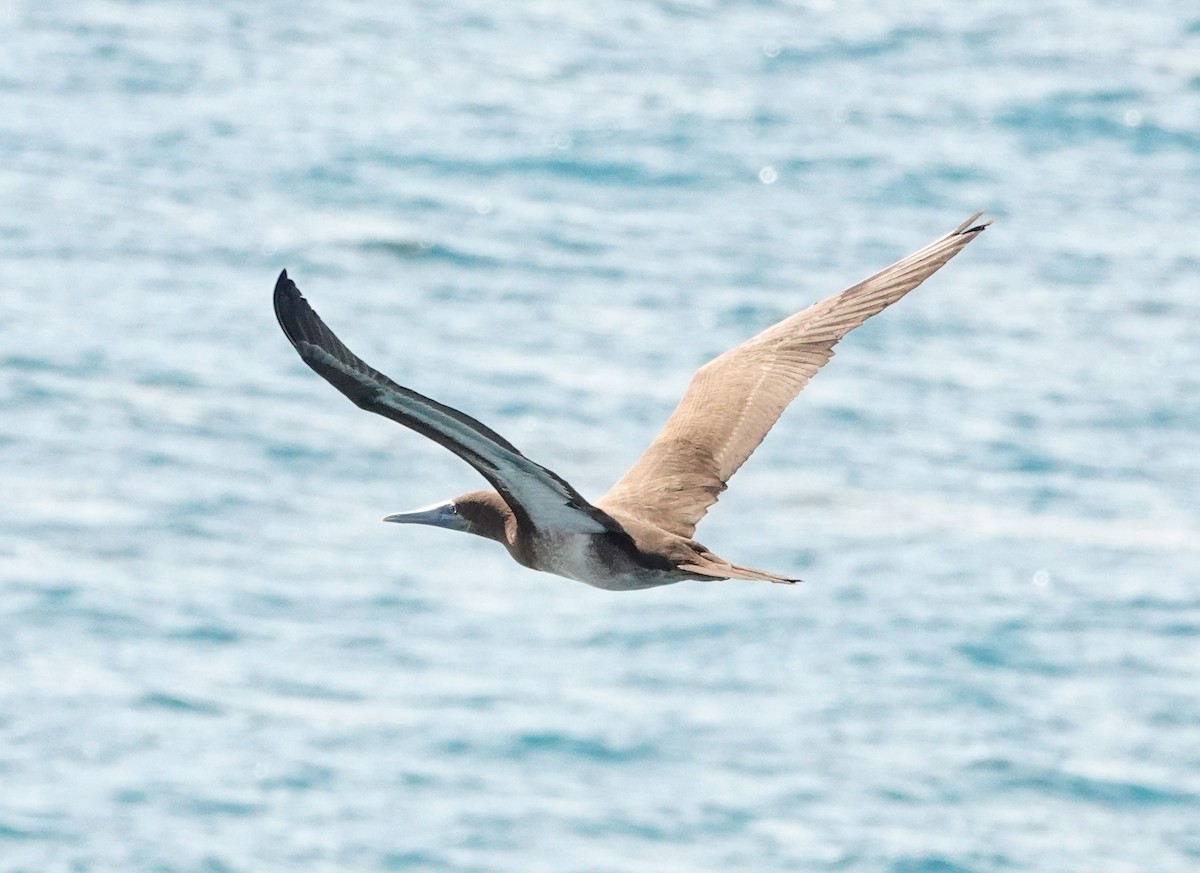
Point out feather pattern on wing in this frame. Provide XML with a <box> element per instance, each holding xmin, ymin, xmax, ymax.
<box><xmin>597</xmin><ymin>213</ymin><xmax>989</xmax><ymax>538</ymax></box>
<box><xmin>274</xmin><ymin>273</ymin><xmax>610</xmax><ymax>535</ymax></box>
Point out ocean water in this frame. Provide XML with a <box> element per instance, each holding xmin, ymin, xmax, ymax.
<box><xmin>2</xmin><ymin>1</ymin><xmax>1198</xmax><ymax>870</ymax></box>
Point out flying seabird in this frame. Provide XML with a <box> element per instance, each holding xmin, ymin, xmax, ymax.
<box><xmin>274</xmin><ymin>213</ymin><xmax>988</xmax><ymax>590</ymax></box>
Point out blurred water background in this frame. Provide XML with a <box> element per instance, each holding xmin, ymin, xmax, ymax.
<box><xmin>2</xmin><ymin>1</ymin><xmax>1199</xmax><ymax>871</ymax></box>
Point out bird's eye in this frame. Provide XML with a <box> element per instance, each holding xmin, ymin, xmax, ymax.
<box><xmin>448</xmin><ymin>504</ymin><xmax>459</xmax><ymax>515</ymax></box>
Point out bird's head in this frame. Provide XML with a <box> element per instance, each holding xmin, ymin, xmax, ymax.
<box><xmin>383</xmin><ymin>490</ymin><xmax>511</xmax><ymax>544</ymax></box>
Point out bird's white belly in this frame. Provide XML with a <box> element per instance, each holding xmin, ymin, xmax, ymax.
<box><xmin>535</xmin><ymin>533</ymin><xmax>678</xmax><ymax>591</ymax></box>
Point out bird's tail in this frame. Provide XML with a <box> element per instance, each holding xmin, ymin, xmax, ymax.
<box><xmin>679</xmin><ymin>560</ymin><xmax>801</xmax><ymax>585</ymax></box>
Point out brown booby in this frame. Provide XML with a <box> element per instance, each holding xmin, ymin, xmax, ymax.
<box><xmin>274</xmin><ymin>213</ymin><xmax>988</xmax><ymax>590</ymax></box>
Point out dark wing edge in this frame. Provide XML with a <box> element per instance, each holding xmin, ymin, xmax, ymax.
<box><xmin>274</xmin><ymin>270</ymin><xmax>522</xmax><ymax>454</ymax></box>
<box><xmin>272</xmin><ymin>271</ymin><xmax>609</xmax><ymax>534</ymax></box>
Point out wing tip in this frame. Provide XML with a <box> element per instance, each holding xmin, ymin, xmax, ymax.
<box><xmin>273</xmin><ymin>267</ymin><xmax>324</xmax><ymax>353</ymax></box>
<box><xmin>274</xmin><ymin>268</ymin><xmax>299</xmax><ymax>304</ymax></box>
<box><xmin>955</xmin><ymin>210</ymin><xmax>993</xmax><ymax>236</ymax></box>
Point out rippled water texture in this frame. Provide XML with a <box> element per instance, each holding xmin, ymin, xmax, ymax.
<box><xmin>2</xmin><ymin>2</ymin><xmax>1198</xmax><ymax>871</ymax></box>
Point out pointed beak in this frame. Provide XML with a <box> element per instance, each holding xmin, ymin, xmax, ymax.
<box><xmin>382</xmin><ymin>500</ymin><xmax>469</xmax><ymax>532</ymax></box>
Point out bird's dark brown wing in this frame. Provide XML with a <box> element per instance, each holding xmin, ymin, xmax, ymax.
<box><xmin>597</xmin><ymin>213</ymin><xmax>990</xmax><ymax>538</ymax></box>
<box><xmin>274</xmin><ymin>272</ymin><xmax>610</xmax><ymax>535</ymax></box>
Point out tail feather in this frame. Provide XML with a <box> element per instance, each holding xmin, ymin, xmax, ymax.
<box><xmin>679</xmin><ymin>560</ymin><xmax>801</xmax><ymax>585</ymax></box>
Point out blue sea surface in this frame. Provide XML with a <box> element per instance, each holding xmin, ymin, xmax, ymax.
<box><xmin>2</xmin><ymin>2</ymin><xmax>1199</xmax><ymax>871</ymax></box>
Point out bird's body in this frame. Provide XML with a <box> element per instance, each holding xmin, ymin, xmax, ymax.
<box><xmin>274</xmin><ymin>213</ymin><xmax>989</xmax><ymax>590</ymax></box>
<box><xmin>518</xmin><ymin>526</ymin><xmax>680</xmax><ymax>592</ymax></box>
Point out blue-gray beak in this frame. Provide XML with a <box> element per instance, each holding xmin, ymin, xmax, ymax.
<box><xmin>382</xmin><ymin>500</ymin><xmax>469</xmax><ymax>532</ymax></box>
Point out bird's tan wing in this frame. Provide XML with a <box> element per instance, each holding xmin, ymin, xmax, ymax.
<box><xmin>597</xmin><ymin>213</ymin><xmax>990</xmax><ymax>538</ymax></box>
